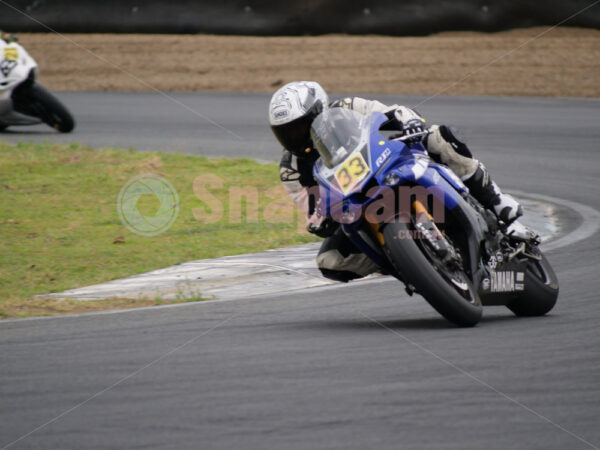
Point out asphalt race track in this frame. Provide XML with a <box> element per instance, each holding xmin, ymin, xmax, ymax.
<box><xmin>1</xmin><ymin>93</ymin><xmax>600</xmax><ymax>450</ymax></box>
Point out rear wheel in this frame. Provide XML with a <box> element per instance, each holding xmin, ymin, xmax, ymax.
<box><xmin>382</xmin><ymin>220</ymin><xmax>482</xmax><ymax>327</ymax></box>
<box><xmin>507</xmin><ymin>251</ymin><xmax>558</xmax><ymax>316</ymax></box>
<box><xmin>12</xmin><ymin>83</ymin><xmax>75</xmax><ymax>133</ymax></box>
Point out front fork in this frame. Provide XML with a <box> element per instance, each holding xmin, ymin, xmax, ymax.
<box><xmin>344</xmin><ymin>200</ymin><xmax>453</xmax><ymax>280</ymax></box>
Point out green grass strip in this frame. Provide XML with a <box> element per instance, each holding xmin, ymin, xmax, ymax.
<box><xmin>0</xmin><ymin>142</ymin><xmax>316</xmax><ymax>318</ymax></box>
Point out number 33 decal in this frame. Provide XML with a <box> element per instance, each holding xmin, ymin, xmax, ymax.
<box><xmin>334</xmin><ymin>153</ymin><xmax>371</xmax><ymax>194</ymax></box>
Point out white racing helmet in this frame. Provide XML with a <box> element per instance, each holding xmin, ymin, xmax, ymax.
<box><xmin>268</xmin><ymin>81</ymin><xmax>329</xmax><ymax>157</ymax></box>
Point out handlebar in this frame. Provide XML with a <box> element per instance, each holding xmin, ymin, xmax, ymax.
<box><xmin>390</xmin><ymin>127</ymin><xmax>433</xmax><ymax>143</ymax></box>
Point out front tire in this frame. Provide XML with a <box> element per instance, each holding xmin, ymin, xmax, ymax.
<box><xmin>382</xmin><ymin>221</ymin><xmax>483</xmax><ymax>327</ymax></box>
<box><xmin>507</xmin><ymin>251</ymin><xmax>558</xmax><ymax>316</ymax></box>
<box><xmin>12</xmin><ymin>83</ymin><xmax>75</xmax><ymax>133</ymax></box>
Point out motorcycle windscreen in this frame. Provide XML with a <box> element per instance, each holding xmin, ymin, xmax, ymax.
<box><xmin>310</xmin><ymin>107</ymin><xmax>367</xmax><ymax>169</ymax></box>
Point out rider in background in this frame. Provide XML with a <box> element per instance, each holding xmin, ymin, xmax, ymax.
<box><xmin>269</xmin><ymin>80</ymin><xmax>536</xmax><ymax>282</ymax></box>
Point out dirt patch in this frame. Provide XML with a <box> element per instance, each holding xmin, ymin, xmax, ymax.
<box><xmin>17</xmin><ymin>27</ymin><xmax>600</xmax><ymax>97</ymax></box>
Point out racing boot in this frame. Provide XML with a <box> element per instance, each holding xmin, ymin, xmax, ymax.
<box><xmin>504</xmin><ymin>219</ymin><xmax>540</xmax><ymax>242</ymax></box>
<box><xmin>465</xmin><ymin>164</ymin><xmax>542</xmax><ymax>242</ymax></box>
<box><xmin>462</xmin><ymin>162</ymin><xmax>522</xmax><ymax>224</ymax></box>
<box><xmin>426</xmin><ymin>125</ymin><xmax>521</xmax><ymax>222</ymax></box>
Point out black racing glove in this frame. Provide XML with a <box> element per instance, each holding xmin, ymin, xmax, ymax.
<box><xmin>386</xmin><ymin>106</ymin><xmax>426</xmax><ymax>144</ymax></box>
<box><xmin>307</xmin><ymin>217</ymin><xmax>338</xmax><ymax>238</ymax></box>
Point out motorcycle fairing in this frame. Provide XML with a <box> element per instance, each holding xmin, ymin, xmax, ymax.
<box><xmin>312</xmin><ymin>110</ymin><xmax>491</xmax><ymax>282</ymax></box>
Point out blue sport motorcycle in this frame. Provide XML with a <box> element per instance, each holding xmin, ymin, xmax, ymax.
<box><xmin>310</xmin><ymin>107</ymin><xmax>558</xmax><ymax>327</ymax></box>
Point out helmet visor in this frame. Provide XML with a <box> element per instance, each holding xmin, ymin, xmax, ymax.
<box><xmin>271</xmin><ymin>99</ymin><xmax>323</xmax><ymax>156</ymax></box>
<box><xmin>271</xmin><ymin>115</ymin><xmax>314</xmax><ymax>156</ymax></box>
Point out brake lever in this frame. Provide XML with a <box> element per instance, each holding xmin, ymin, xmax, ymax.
<box><xmin>391</xmin><ymin>128</ymin><xmax>433</xmax><ymax>143</ymax></box>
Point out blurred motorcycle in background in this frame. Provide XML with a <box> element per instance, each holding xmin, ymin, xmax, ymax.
<box><xmin>0</xmin><ymin>35</ymin><xmax>75</xmax><ymax>133</ymax></box>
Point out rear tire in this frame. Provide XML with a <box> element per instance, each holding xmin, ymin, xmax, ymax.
<box><xmin>382</xmin><ymin>221</ymin><xmax>482</xmax><ymax>327</ymax></box>
<box><xmin>12</xmin><ymin>83</ymin><xmax>75</xmax><ymax>133</ymax></box>
<box><xmin>507</xmin><ymin>251</ymin><xmax>558</xmax><ymax>316</ymax></box>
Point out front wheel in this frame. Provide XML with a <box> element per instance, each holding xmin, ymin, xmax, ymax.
<box><xmin>12</xmin><ymin>83</ymin><xmax>75</xmax><ymax>133</ymax></box>
<box><xmin>507</xmin><ymin>251</ymin><xmax>558</xmax><ymax>316</ymax></box>
<box><xmin>382</xmin><ymin>221</ymin><xmax>483</xmax><ymax>327</ymax></box>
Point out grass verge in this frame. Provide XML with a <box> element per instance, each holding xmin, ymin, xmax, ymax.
<box><xmin>0</xmin><ymin>142</ymin><xmax>316</xmax><ymax>319</ymax></box>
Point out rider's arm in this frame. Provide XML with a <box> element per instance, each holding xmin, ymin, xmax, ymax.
<box><xmin>280</xmin><ymin>149</ymin><xmax>336</xmax><ymax>236</ymax></box>
<box><xmin>280</xmin><ymin>149</ymin><xmax>317</xmax><ymax>219</ymax></box>
<box><xmin>330</xmin><ymin>97</ymin><xmax>399</xmax><ymax>115</ymax></box>
<box><xmin>330</xmin><ymin>97</ymin><xmax>425</xmax><ymax>135</ymax></box>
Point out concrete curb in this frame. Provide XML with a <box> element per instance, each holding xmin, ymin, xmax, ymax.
<box><xmin>40</xmin><ymin>194</ymin><xmax>564</xmax><ymax>302</ymax></box>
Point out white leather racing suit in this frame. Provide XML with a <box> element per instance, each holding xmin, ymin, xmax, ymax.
<box><xmin>279</xmin><ymin>97</ymin><xmax>414</xmax><ymax>282</ymax></box>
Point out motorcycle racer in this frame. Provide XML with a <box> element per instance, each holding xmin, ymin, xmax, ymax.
<box><xmin>269</xmin><ymin>81</ymin><xmax>536</xmax><ymax>282</ymax></box>
<box><xmin>0</xmin><ymin>31</ymin><xmax>75</xmax><ymax>133</ymax></box>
